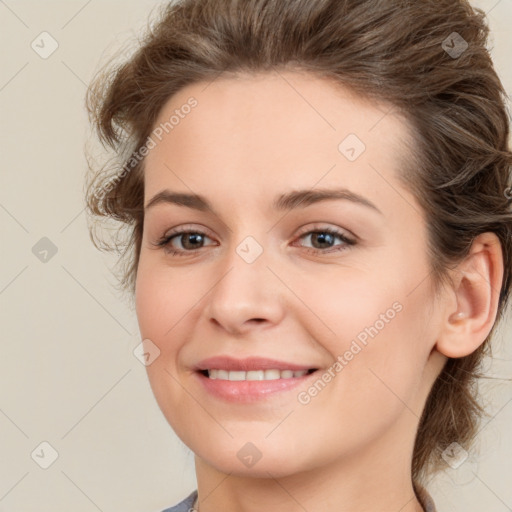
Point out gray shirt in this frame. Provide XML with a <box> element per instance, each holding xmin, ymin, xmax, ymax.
<box><xmin>161</xmin><ymin>490</ymin><xmax>197</xmax><ymax>512</ymax></box>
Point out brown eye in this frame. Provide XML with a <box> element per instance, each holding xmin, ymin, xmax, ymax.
<box><xmin>174</xmin><ymin>232</ymin><xmax>207</xmax><ymax>250</ymax></box>
<box><xmin>294</xmin><ymin>227</ymin><xmax>356</xmax><ymax>254</ymax></box>
<box><xmin>154</xmin><ymin>228</ymin><xmax>216</xmax><ymax>256</ymax></box>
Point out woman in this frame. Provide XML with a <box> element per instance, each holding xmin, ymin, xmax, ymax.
<box><xmin>85</xmin><ymin>0</ymin><xmax>512</xmax><ymax>510</ymax></box>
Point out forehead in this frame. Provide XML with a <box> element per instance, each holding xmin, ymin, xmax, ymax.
<box><xmin>143</xmin><ymin>70</ymin><xmax>417</xmax><ymax>212</ymax></box>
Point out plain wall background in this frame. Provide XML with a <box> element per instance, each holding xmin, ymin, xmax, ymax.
<box><xmin>0</xmin><ymin>1</ymin><xmax>511</xmax><ymax>510</ymax></box>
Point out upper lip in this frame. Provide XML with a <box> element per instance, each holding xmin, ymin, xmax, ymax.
<box><xmin>194</xmin><ymin>356</ymin><xmax>317</xmax><ymax>372</ymax></box>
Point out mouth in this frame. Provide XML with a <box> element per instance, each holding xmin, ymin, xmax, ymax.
<box><xmin>192</xmin><ymin>356</ymin><xmax>322</xmax><ymax>401</ymax></box>
<box><xmin>198</xmin><ymin>368</ymin><xmax>318</xmax><ymax>380</ymax></box>
<box><xmin>194</xmin><ymin>367</ymin><xmax>320</xmax><ymax>403</ymax></box>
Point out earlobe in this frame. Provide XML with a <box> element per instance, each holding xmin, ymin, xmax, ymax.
<box><xmin>435</xmin><ymin>232</ymin><xmax>504</xmax><ymax>359</ymax></box>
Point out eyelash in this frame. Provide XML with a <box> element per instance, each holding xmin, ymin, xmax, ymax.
<box><xmin>153</xmin><ymin>225</ymin><xmax>356</xmax><ymax>257</ymax></box>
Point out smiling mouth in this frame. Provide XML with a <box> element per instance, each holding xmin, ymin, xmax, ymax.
<box><xmin>199</xmin><ymin>368</ymin><xmax>318</xmax><ymax>380</ymax></box>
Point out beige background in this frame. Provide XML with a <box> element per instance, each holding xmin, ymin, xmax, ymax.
<box><xmin>0</xmin><ymin>1</ymin><xmax>511</xmax><ymax>511</ymax></box>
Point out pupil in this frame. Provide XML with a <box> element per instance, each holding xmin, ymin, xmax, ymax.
<box><xmin>313</xmin><ymin>232</ymin><xmax>333</xmax><ymax>248</ymax></box>
<box><xmin>183</xmin><ymin>233</ymin><xmax>203</xmax><ymax>249</ymax></box>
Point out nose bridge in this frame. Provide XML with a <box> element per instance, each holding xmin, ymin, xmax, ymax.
<box><xmin>205</xmin><ymin>229</ymin><xmax>285</xmax><ymax>332</ymax></box>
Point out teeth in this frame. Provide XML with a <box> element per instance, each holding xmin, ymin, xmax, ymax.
<box><xmin>207</xmin><ymin>369</ymin><xmax>310</xmax><ymax>380</ymax></box>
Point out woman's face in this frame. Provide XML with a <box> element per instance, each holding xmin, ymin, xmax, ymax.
<box><xmin>135</xmin><ymin>71</ymin><xmax>447</xmax><ymax>477</ymax></box>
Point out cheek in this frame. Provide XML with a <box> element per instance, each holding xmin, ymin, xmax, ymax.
<box><xmin>308</xmin><ymin>267</ymin><xmax>433</xmax><ymax>410</ymax></box>
<box><xmin>134</xmin><ymin>257</ymin><xmax>209</xmax><ymax>396</ymax></box>
<box><xmin>135</xmin><ymin>257</ymin><xmax>200</xmax><ymax>342</ymax></box>
<box><xmin>135</xmin><ymin>265</ymin><xmax>165</xmax><ymax>343</ymax></box>
<box><xmin>134</xmin><ymin>260</ymin><xmax>196</xmax><ymax>425</ymax></box>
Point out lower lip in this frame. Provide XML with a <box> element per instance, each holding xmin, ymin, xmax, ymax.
<box><xmin>195</xmin><ymin>370</ymin><xmax>319</xmax><ymax>403</ymax></box>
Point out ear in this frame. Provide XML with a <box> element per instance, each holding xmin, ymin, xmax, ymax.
<box><xmin>435</xmin><ymin>232</ymin><xmax>504</xmax><ymax>358</ymax></box>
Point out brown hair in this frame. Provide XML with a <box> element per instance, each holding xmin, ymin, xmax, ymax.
<box><xmin>85</xmin><ymin>0</ymin><xmax>512</xmax><ymax>483</ymax></box>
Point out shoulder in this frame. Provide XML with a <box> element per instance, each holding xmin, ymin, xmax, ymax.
<box><xmin>159</xmin><ymin>489</ymin><xmax>198</xmax><ymax>512</ymax></box>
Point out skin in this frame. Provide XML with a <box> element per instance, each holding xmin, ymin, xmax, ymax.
<box><xmin>134</xmin><ymin>70</ymin><xmax>503</xmax><ymax>512</ymax></box>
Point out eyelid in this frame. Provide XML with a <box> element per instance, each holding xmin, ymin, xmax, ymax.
<box><xmin>159</xmin><ymin>222</ymin><xmax>355</xmax><ymax>243</ymax></box>
<box><xmin>294</xmin><ymin>222</ymin><xmax>356</xmax><ymax>240</ymax></box>
<box><xmin>162</xmin><ymin>223</ymin><xmax>216</xmax><ymax>239</ymax></box>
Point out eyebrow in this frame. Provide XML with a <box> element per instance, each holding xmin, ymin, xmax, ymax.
<box><xmin>144</xmin><ymin>187</ymin><xmax>383</xmax><ymax>215</ymax></box>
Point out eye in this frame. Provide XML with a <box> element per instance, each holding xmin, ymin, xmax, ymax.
<box><xmin>293</xmin><ymin>226</ymin><xmax>356</xmax><ymax>254</ymax></box>
<box><xmin>152</xmin><ymin>224</ymin><xmax>356</xmax><ymax>257</ymax></box>
<box><xmin>153</xmin><ymin>226</ymin><xmax>216</xmax><ymax>256</ymax></box>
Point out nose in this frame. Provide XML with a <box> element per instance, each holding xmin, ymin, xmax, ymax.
<box><xmin>204</xmin><ymin>243</ymin><xmax>286</xmax><ymax>336</ymax></box>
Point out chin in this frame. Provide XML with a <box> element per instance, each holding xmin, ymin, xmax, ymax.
<box><xmin>193</xmin><ymin>438</ymin><xmax>315</xmax><ymax>478</ymax></box>
<box><xmin>205</xmin><ymin>454</ymin><xmax>299</xmax><ymax>478</ymax></box>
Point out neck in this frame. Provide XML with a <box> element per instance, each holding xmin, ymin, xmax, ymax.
<box><xmin>192</xmin><ymin>428</ymin><xmax>425</xmax><ymax>512</ymax></box>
